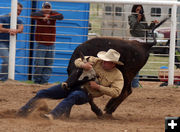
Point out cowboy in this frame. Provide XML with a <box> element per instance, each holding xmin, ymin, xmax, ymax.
<box><xmin>17</xmin><ymin>49</ymin><xmax>124</xmax><ymax>120</ymax></box>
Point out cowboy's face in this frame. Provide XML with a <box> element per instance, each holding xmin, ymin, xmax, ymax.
<box><xmin>102</xmin><ymin>61</ymin><xmax>116</xmax><ymax>70</ymax></box>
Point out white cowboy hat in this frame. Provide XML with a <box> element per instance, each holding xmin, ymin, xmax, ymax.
<box><xmin>97</xmin><ymin>49</ymin><xmax>124</xmax><ymax>65</ymax></box>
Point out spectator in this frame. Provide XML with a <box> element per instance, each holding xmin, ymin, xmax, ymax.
<box><xmin>0</xmin><ymin>2</ymin><xmax>23</xmax><ymax>81</ymax></box>
<box><xmin>18</xmin><ymin>49</ymin><xmax>124</xmax><ymax>120</ymax></box>
<box><xmin>31</xmin><ymin>2</ymin><xmax>64</xmax><ymax>84</ymax></box>
<box><xmin>128</xmin><ymin>4</ymin><xmax>158</xmax><ymax>88</ymax></box>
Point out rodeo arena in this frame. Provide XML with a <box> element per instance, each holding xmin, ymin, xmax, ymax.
<box><xmin>2</xmin><ymin>0</ymin><xmax>180</xmax><ymax>132</ymax></box>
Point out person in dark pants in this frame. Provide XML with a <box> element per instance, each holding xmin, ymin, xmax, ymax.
<box><xmin>18</xmin><ymin>49</ymin><xmax>124</xmax><ymax>120</ymax></box>
<box><xmin>128</xmin><ymin>4</ymin><xmax>158</xmax><ymax>88</ymax></box>
<box><xmin>31</xmin><ymin>2</ymin><xmax>64</xmax><ymax>84</ymax></box>
<box><xmin>0</xmin><ymin>2</ymin><xmax>23</xmax><ymax>81</ymax></box>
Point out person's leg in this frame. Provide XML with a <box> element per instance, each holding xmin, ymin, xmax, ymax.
<box><xmin>50</xmin><ymin>90</ymin><xmax>89</xmax><ymax>119</ymax></box>
<box><xmin>0</xmin><ymin>43</ymin><xmax>9</xmax><ymax>81</ymax></box>
<box><xmin>18</xmin><ymin>84</ymin><xmax>69</xmax><ymax>116</ymax></box>
<box><xmin>41</xmin><ymin>45</ymin><xmax>55</xmax><ymax>84</ymax></box>
<box><xmin>33</xmin><ymin>43</ymin><xmax>46</xmax><ymax>84</ymax></box>
<box><xmin>131</xmin><ymin>73</ymin><xmax>139</xmax><ymax>88</ymax></box>
<box><xmin>175</xmin><ymin>50</ymin><xmax>180</xmax><ymax>68</ymax></box>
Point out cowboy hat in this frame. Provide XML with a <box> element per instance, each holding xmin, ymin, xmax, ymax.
<box><xmin>97</xmin><ymin>49</ymin><xmax>124</xmax><ymax>65</ymax></box>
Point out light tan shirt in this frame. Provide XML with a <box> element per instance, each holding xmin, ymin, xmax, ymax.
<box><xmin>74</xmin><ymin>56</ymin><xmax>124</xmax><ymax>98</ymax></box>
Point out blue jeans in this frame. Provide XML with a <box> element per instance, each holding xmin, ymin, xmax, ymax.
<box><xmin>132</xmin><ymin>73</ymin><xmax>139</xmax><ymax>88</ymax></box>
<box><xmin>19</xmin><ymin>84</ymin><xmax>89</xmax><ymax>118</ymax></box>
<box><xmin>33</xmin><ymin>43</ymin><xmax>55</xmax><ymax>84</ymax></box>
<box><xmin>0</xmin><ymin>42</ymin><xmax>9</xmax><ymax>81</ymax></box>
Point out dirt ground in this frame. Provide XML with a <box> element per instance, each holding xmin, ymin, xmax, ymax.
<box><xmin>0</xmin><ymin>80</ymin><xmax>180</xmax><ymax>132</ymax></box>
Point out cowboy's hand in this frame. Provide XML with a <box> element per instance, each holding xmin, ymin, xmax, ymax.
<box><xmin>89</xmin><ymin>81</ymin><xmax>100</xmax><ymax>90</ymax></box>
<box><xmin>81</xmin><ymin>62</ymin><xmax>93</xmax><ymax>71</ymax></box>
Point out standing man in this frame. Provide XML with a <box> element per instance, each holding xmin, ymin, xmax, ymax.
<box><xmin>32</xmin><ymin>2</ymin><xmax>64</xmax><ymax>84</ymax></box>
<box><xmin>0</xmin><ymin>2</ymin><xmax>23</xmax><ymax>81</ymax></box>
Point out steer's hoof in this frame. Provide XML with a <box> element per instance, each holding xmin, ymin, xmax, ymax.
<box><xmin>100</xmin><ymin>113</ymin><xmax>115</xmax><ymax>120</ymax></box>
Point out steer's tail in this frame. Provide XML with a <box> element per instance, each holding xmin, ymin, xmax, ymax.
<box><xmin>151</xmin><ymin>17</ymin><xmax>170</xmax><ymax>45</ymax></box>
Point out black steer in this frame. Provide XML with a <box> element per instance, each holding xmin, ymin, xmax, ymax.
<box><xmin>65</xmin><ymin>17</ymin><xmax>169</xmax><ymax>116</ymax></box>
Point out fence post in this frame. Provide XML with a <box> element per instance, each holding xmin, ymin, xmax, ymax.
<box><xmin>177</xmin><ymin>0</ymin><xmax>180</xmax><ymax>51</ymax></box>
<box><xmin>168</xmin><ymin>4</ymin><xmax>177</xmax><ymax>85</ymax></box>
<box><xmin>8</xmin><ymin>0</ymin><xmax>17</xmax><ymax>80</ymax></box>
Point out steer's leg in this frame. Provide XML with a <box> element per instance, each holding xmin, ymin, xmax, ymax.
<box><xmin>88</xmin><ymin>95</ymin><xmax>103</xmax><ymax>117</ymax></box>
<box><xmin>104</xmin><ymin>85</ymin><xmax>132</xmax><ymax>115</ymax></box>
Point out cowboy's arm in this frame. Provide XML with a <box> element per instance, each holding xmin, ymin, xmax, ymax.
<box><xmin>90</xmin><ymin>72</ymin><xmax>124</xmax><ymax>98</ymax></box>
<box><xmin>74</xmin><ymin>56</ymin><xmax>99</xmax><ymax>70</ymax></box>
<box><xmin>99</xmin><ymin>78</ymin><xmax>123</xmax><ymax>98</ymax></box>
